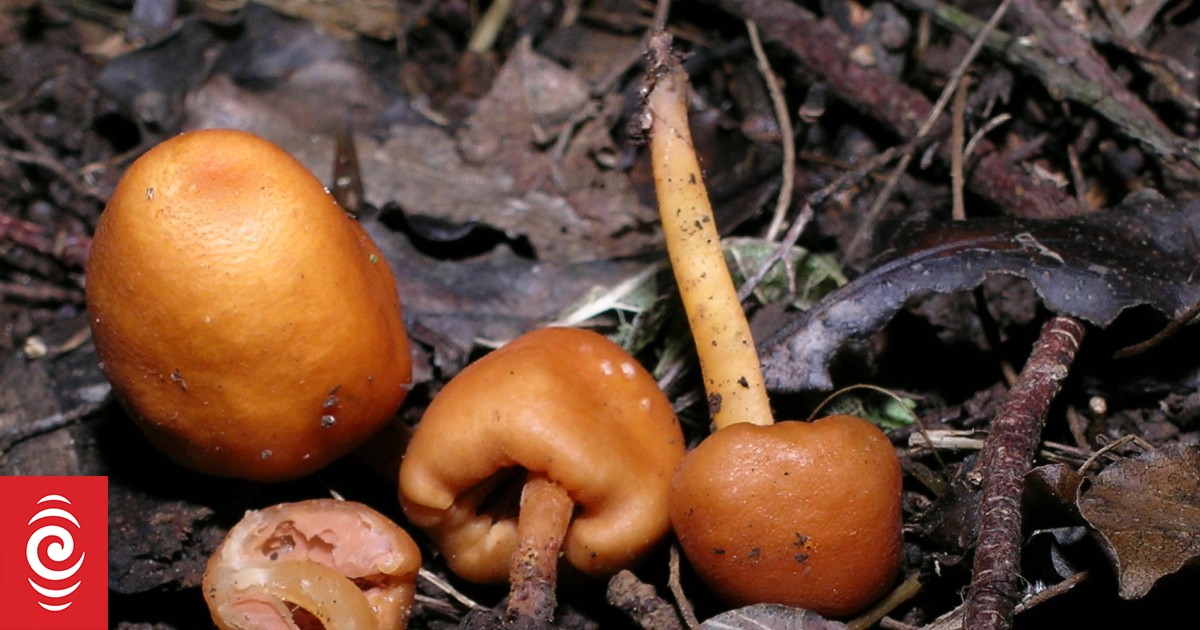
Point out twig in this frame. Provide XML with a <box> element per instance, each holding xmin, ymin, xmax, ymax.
<box><xmin>607</xmin><ymin>570</ymin><xmax>685</xmax><ymax>630</ymax></box>
<box><xmin>589</xmin><ymin>0</ymin><xmax>672</xmax><ymax>96</ymax></box>
<box><xmin>951</xmin><ymin>75</ymin><xmax>970</xmax><ymax>221</ymax></box>
<box><xmin>736</xmin><ymin>140</ymin><xmax>915</xmax><ymax>302</ymax></box>
<box><xmin>706</xmin><ymin>0</ymin><xmax>1080</xmax><ymax>220</ymax></box>
<box><xmin>844</xmin><ymin>0</ymin><xmax>1013</xmax><ymax>261</ymax></box>
<box><xmin>963</xmin><ymin>113</ymin><xmax>1011</xmax><ymax>161</ymax></box>
<box><xmin>745</xmin><ymin>19</ymin><xmax>796</xmax><ymax>242</ymax></box>
<box><xmin>736</xmin><ymin>201</ymin><xmax>813</xmax><ymax>302</ymax></box>
<box><xmin>1013</xmin><ymin>0</ymin><xmax>1198</xmax><ymax>174</ymax></box>
<box><xmin>649</xmin><ymin>0</ymin><xmax>671</xmax><ymax>33</ymax></box>
<box><xmin>1013</xmin><ymin>570</ymin><xmax>1088</xmax><ymax>613</ymax></box>
<box><xmin>0</xmin><ymin>212</ymin><xmax>91</xmax><ymax>269</ymax></box>
<box><xmin>0</xmin><ymin>107</ymin><xmax>108</xmax><ymax>204</ymax></box>
<box><xmin>0</xmin><ymin>147</ymin><xmax>107</xmax><ymax>203</ymax></box>
<box><xmin>417</xmin><ymin>567</ymin><xmax>487</xmax><ymax>611</ymax></box>
<box><xmin>466</xmin><ymin>0</ymin><xmax>513</xmax><ymax>53</ymax></box>
<box><xmin>1112</xmin><ymin>298</ymin><xmax>1200</xmax><ymax>359</ymax></box>
<box><xmin>847</xmin><ymin>571</ymin><xmax>923</xmax><ymax>630</ymax></box>
<box><xmin>0</xmin><ymin>396</ymin><xmax>111</xmax><ymax>457</ymax></box>
<box><xmin>667</xmin><ymin>544</ymin><xmax>700</xmax><ymax>630</ymax></box>
<box><xmin>0</xmin><ymin>281</ymin><xmax>84</xmax><ymax>304</ymax></box>
<box><xmin>895</xmin><ymin>0</ymin><xmax>1200</xmax><ymax>182</ymax></box>
<box><xmin>1095</xmin><ymin>0</ymin><xmax>1200</xmax><ymax>113</ymax></box>
<box><xmin>907</xmin><ymin>430</ymin><xmax>1092</xmax><ymax>464</ymax></box>
<box><xmin>965</xmin><ymin>316</ymin><xmax>1086</xmax><ymax>630</ymax></box>
<box><xmin>1076</xmin><ymin>434</ymin><xmax>1147</xmax><ymax>477</ymax></box>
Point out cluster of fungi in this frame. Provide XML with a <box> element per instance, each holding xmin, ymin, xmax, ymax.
<box><xmin>86</xmin><ymin>34</ymin><xmax>903</xmax><ymax>629</ymax></box>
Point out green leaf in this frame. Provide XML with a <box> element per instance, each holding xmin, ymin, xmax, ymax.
<box><xmin>724</xmin><ymin>237</ymin><xmax>847</xmax><ymax>308</ymax></box>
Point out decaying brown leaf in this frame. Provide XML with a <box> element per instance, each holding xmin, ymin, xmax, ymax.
<box><xmin>1077</xmin><ymin>444</ymin><xmax>1200</xmax><ymax>599</ymax></box>
<box><xmin>700</xmin><ymin>603</ymin><xmax>847</xmax><ymax>630</ymax></box>
<box><xmin>456</xmin><ymin>37</ymin><xmax>658</xmax><ymax>261</ymax></box>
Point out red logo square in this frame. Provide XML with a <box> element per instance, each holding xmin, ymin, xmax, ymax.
<box><xmin>0</xmin><ymin>476</ymin><xmax>108</xmax><ymax>630</ymax></box>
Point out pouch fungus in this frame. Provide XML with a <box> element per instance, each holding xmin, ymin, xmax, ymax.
<box><xmin>398</xmin><ymin>327</ymin><xmax>685</xmax><ymax>625</ymax></box>
<box><xmin>645</xmin><ymin>34</ymin><xmax>903</xmax><ymax>618</ymax></box>
<box><xmin>203</xmin><ymin>499</ymin><xmax>421</xmax><ymax>630</ymax></box>
<box><xmin>86</xmin><ymin>129</ymin><xmax>412</xmax><ymax>481</ymax></box>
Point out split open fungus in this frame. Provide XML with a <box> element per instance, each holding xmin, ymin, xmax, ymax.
<box><xmin>204</xmin><ymin>499</ymin><xmax>421</xmax><ymax>630</ymax></box>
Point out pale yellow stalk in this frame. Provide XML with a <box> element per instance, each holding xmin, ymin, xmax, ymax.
<box><xmin>646</xmin><ymin>37</ymin><xmax>774</xmax><ymax>430</ymax></box>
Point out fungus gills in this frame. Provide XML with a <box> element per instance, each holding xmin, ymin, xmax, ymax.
<box><xmin>203</xmin><ymin>499</ymin><xmax>421</xmax><ymax>630</ymax></box>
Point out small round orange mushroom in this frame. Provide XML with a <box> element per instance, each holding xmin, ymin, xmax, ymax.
<box><xmin>203</xmin><ymin>499</ymin><xmax>421</xmax><ymax>630</ymax></box>
<box><xmin>645</xmin><ymin>33</ymin><xmax>903</xmax><ymax>618</ymax></box>
<box><xmin>670</xmin><ymin>416</ymin><xmax>902</xmax><ymax>616</ymax></box>
<box><xmin>86</xmin><ymin>129</ymin><xmax>412</xmax><ymax>481</ymax></box>
<box><xmin>398</xmin><ymin>327</ymin><xmax>685</xmax><ymax>625</ymax></box>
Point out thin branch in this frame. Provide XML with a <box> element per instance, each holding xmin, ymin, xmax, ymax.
<box><xmin>0</xmin><ymin>395</ymin><xmax>111</xmax><ymax>457</ymax></box>
<box><xmin>896</xmin><ymin>0</ymin><xmax>1200</xmax><ymax>181</ymax></box>
<box><xmin>667</xmin><ymin>544</ymin><xmax>700</xmax><ymax>630</ymax></box>
<box><xmin>745</xmin><ymin>19</ymin><xmax>796</xmax><ymax>242</ymax></box>
<box><xmin>951</xmin><ymin>75</ymin><xmax>970</xmax><ymax>221</ymax></box>
<box><xmin>966</xmin><ymin>316</ymin><xmax>1086</xmax><ymax>630</ymax></box>
<box><xmin>1112</xmin><ymin>298</ymin><xmax>1200</xmax><ymax>359</ymax></box>
<box><xmin>844</xmin><ymin>0</ymin><xmax>1013</xmax><ymax>261</ymax></box>
<box><xmin>708</xmin><ymin>0</ymin><xmax>1080</xmax><ymax>220</ymax></box>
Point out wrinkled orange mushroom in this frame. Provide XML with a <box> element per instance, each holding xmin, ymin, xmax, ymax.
<box><xmin>203</xmin><ymin>499</ymin><xmax>421</xmax><ymax>630</ymax></box>
<box><xmin>399</xmin><ymin>327</ymin><xmax>685</xmax><ymax>625</ymax></box>
<box><xmin>645</xmin><ymin>33</ymin><xmax>903</xmax><ymax>618</ymax></box>
<box><xmin>86</xmin><ymin>129</ymin><xmax>412</xmax><ymax>481</ymax></box>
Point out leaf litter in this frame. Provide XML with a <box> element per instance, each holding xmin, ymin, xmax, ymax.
<box><xmin>3</xmin><ymin>0</ymin><xmax>1200</xmax><ymax>628</ymax></box>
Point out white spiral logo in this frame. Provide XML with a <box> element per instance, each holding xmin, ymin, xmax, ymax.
<box><xmin>26</xmin><ymin>494</ymin><xmax>85</xmax><ymax>612</ymax></box>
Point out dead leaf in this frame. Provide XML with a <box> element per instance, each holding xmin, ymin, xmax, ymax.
<box><xmin>183</xmin><ymin>44</ymin><xmax>652</xmax><ymax>262</ymax></box>
<box><xmin>700</xmin><ymin>603</ymin><xmax>847</xmax><ymax>629</ymax></box>
<box><xmin>458</xmin><ymin>37</ymin><xmax>591</xmax><ymax>170</ymax></box>
<box><xmin>455</xmin><ymin>37</ymin><xmax>659</xmax><ymax>260</ymax></box>
<box><xmin>760</xmin><ymin>190</ymin><xmax>1200</xmax><ymax>391</ymax></box>
<box><xmin>101</xmin><ymin>3</ymin><xmax>655</xmax><ymax>263</ymax></box>
<box><xmin>1077</xmin><ymin>444</ymin><xmax>1200</xmax><ymax>599</ymax></box>
<box><xmin>363</xmin><ymin>219</ymin><xmax>646</xmax><ymax>377</ymax></box>
<box><xmin>96</xmin><ymin>19</ymin><xmax>224</xmax><ymax>133</ymax></box>
<box><xmin>255</xmin><ymin>0</ymin><xmax>402</xmax><ymax>40</ymax></box>
<box><xmin>1026</xmin><ymin>463</ymin><xmax>1085</xmax><ymax>522</ymax></box>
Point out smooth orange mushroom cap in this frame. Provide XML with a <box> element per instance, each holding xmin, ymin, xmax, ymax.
<box><xmin>86</xmin><ymin>129</ymin><xmax>412</xmax><ymax>481</ymax></box>
<box><xmin>203</xmin><ymin>499</ymin><xmax>422</xmax><ymax>630</ymax></box>
<box><xmin>669</xmin><ymin>415</ymin><xmax>903</xmax><ymax>618</ymax></box>
<box><xmin>399</xmin><ymin>327</ymin><xmax>685</xmax><ymax>583</ymax></box>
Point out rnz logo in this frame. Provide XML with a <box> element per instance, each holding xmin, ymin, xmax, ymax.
<box><xmin>0</xmin><ymin>475</ymin><xmax>107</xmax><ymax>630</ymax></box>
<box><xmin>26</xmin><ymin>494</ymin><xmax>86</xmax><ymax>612</ymax></box>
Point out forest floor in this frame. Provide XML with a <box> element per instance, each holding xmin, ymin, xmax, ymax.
<box><xmin>2</xmin><ymin>1</ymin><xmax>1199</xmax><ymax>628</ymax></box>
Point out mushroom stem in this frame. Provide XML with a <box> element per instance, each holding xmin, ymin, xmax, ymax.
<box><xmin>649</xmin><ymin>36</ymin><xmax>903</xmax><ymax>618</ymax></box>
<box><xmin>506</xmin><ymin>472</ymin><xmax>574</xmax><ymax>625</ymax></box>
<box><xmin>646</xmin><ymin>32</ymin><xmax>773</xmax><ymax>430</ymax></box>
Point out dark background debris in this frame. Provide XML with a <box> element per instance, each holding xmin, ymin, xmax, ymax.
<box><xmin>3</xmin><ymin>1</ymin><xmax>1199</xmax><ymax>627</ymax></box>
